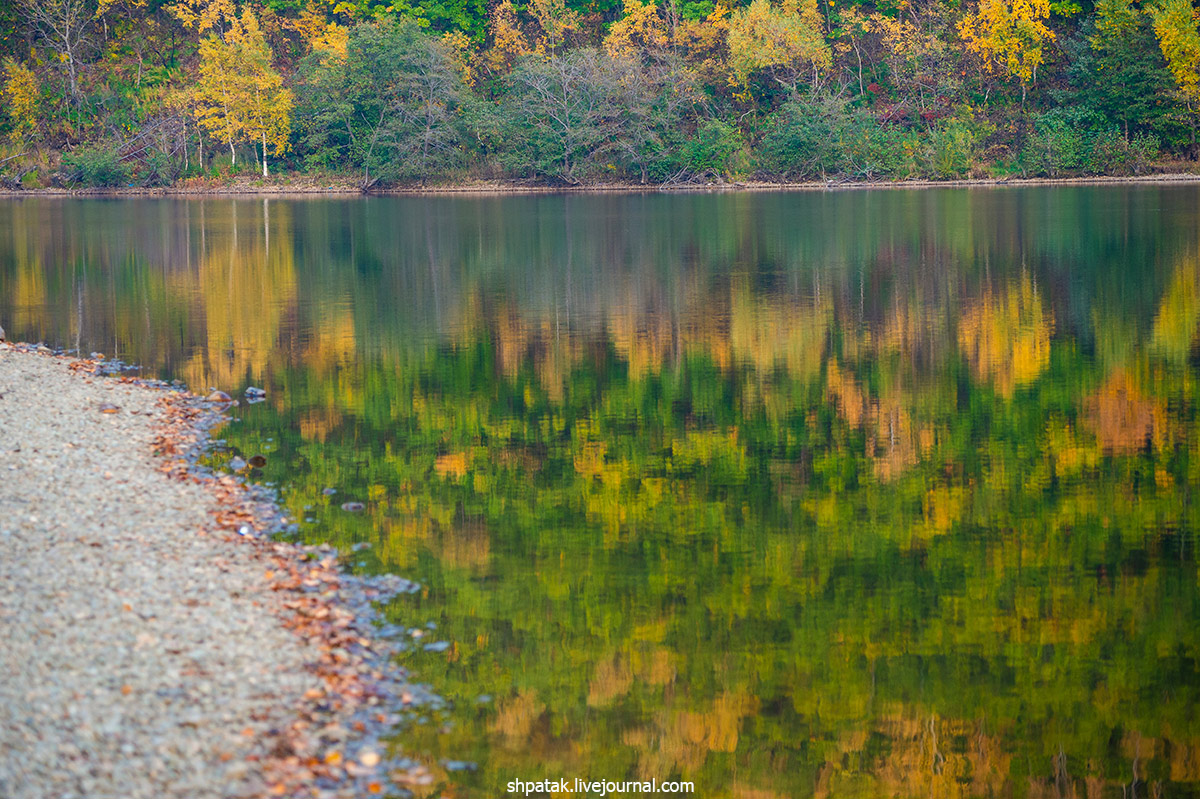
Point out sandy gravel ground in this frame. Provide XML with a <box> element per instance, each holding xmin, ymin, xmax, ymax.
<box><xmin>0</xmin><ymin>346</ymin><xmax>318</xmax><ymax>799</ymax></box>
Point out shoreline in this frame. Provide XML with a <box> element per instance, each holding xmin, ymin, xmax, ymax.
<box><xmin>0</xmin><ymin>343</ymin><xmax>432</xmax><ymax>798</ymax></box>
<box><xmin>1</xmin><ymin>171</ymin><xmax>1199</xmax><ymax>199</ymax></box>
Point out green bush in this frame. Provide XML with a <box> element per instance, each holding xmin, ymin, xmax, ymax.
<box><xmin>757</xmin><ymin>94</ymin><xmax>930</xmax><ymax>181</ymax></box>
<box><xmin>1022</xmin><ymin>108</ymin><xmax>1098</xmax><ymax>174</ymax></box>
<box><xmin>839</xmin><ymin>118</ymin><xmax>918</xmax><ymax>179</ymax></box>
<box><xmin>62</xmin><ymin>145</ymin><xmax>131</xmax><ymax>187</ymax></box>
<box><xmin>1021</xmin><ymin>108</ymin><xmax>1159</xmax><ymax>176</ymax></box>
<box><xmin>923</xmin><ymin>116</ymin><xmax>982</xmax><ymax>179</ymax></box>
<box><xmin>136</xmin><ymin>151</ymin><xmax>175</xmax><ymax>187</ymax></box>
<box><xmin>680</xmin><ymin>119</ymin><xmax>743</xmax><ymax>177</ymax></box>
<box><xmin>756</xmin><ymin>95</ymin><xmax>845</xmax><ymax>179</ymax></box>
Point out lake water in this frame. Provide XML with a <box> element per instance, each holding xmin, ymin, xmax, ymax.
<box><xmin>2</xmin><ymin>188</ymin><xmax>1199</xmax><ymax>798</ymax></box>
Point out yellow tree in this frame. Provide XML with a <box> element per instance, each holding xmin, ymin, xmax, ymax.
<box><xmin>1148</xmin><ymin>0</ymin><xmax>1200</xmax><ymax>139</ymax></box>
<box><xmin>482</xmin><ymin>0</ymin><xmax>532</xmax><ymax>75</ymax></box>
<box><xmin>604</xmin><ymin>0</ymin><xmax>668</xmax><ymax>59</ymax></box>
<box><xmin>958</xmin><ymin>0</ymin><xmax>1054</xmax><ymax>101</ymax></box>
<box><xmin>442</xmin><ymin>30</ymin><xmax>477</xmax><ymax>86</ymax></box>
<box><xmin>529</xmin><ymin>0</ymin><xmax>580</xmax><ymax>53</ymax></box>
<box><xmin>873</xmin><ymin>8</ymin><xmax>962</xmax><ymax>112</ymax></box>
<box><xmin>294</xmin><ymin>0</ymin><xmax>349</xmax><ymax>62</ymax></box>
<box><xmin>2</xmin><ymin>59</ymin><xmax>39</xmax><ymax>143</ymax></box>
<box><xmin>726</xmin><ymin>0</ymin><xmax>831</xmax><ymax>93</ymax></box>
<box><xmin>194</xmin><ymin>8</ymin><xmax>292</xmax><ymax>175</ymax></box>
<box><xmin>168</xmin><ymin>0</ymin><xmax>235</xmax><ymax>34</ymax></box>
<box><xmin>674</xmin><ymin>5</ymin><xmax>731</xmax><ymax>88</ymax></box>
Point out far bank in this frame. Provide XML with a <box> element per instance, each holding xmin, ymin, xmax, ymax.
<box><xmin>2</xmin><ymin>170</ymin><xmax>1200</xmax><ymax>199</ymax></box>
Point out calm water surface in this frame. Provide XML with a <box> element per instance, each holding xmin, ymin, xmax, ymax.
<box><xmin>2</xmin><ymin>189</ymin><xmax>1199</xmax><ymax>798</ymax></box>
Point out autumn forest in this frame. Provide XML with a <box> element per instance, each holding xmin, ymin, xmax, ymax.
<box><xmin>3</xmin><ymin>0</ymin><xmax>1200</xmax><ymax>187</ymax></box>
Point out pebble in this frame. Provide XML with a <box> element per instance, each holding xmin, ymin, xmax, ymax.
<box><xmin>0</xmin><ymin>349</ymin><xmax>316</xmax><ymax>799</ymax></box>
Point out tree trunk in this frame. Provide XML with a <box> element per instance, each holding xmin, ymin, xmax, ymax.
<box><xmin>854</xmin><ymin>41</ymin><xmax>864</xmax><ymax>95</ymax></box>
<box><xmin>66</xmin><ymin>54</ymin><xmax>79</xmax><ymax>101</ymax></box>
<box><xmin>230</xmin><ymin>140</ymin><xmax>236</xmax><ymax>167</ymax></box>
<box><xmin>261</xmin><ymin>131</ymin><xmax>268</xmax><ymax>177</ymax></box>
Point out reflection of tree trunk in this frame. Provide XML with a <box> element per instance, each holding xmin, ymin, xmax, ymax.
<box><xmin>74</xmin><ymin>265</ymin><xmax>82</xmax><ymax>355</ymax></box>
<box><xmin>1054</xmin><ymin>744</ymin><xmax>1070</xmax><ymax>798</ymax></box>
<box><xmin>424</xmin><ymin>205</ymin><xmax>441</xmax><ymax>330</ymax></box>
<box><xmin>927</xmin><ymin>714</ymin><xmax>944</xmax><ymax>798</ymax></box>
<box><xmin>1130</xmin><ymin>732</ymin><xmax>1141</xmax><ymax>799</ymax></box>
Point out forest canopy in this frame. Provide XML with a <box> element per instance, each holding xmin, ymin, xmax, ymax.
<box><xmin>0</xmin><ymin>0</ymin><xmax>1197</xmax><ymax>186</ymax></box>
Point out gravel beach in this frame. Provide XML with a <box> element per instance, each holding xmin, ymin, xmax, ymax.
<box><xmin>0</xmin><ymin>346</ymin><xmax>318</xmax><ymax>798</ymax></box>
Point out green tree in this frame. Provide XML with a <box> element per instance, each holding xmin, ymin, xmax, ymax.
<box><xmin>1148</xmin><ymin>0</ymin><xmax>1200</xmax><ymax>142</ymax></box>
<box><xmin>500</xmin><ymin>49</ymin><xmax>618</xmax><ymax>183</ymax></box>
<box><xmin>1065</xmin><ymin>0</ymin><xmax>1173</xmax><ymax>138</ymax></box>
<box><xmin>295</xmin><ymin>19</ymin><xmax>470</xmax><ymax>186</ymax></box>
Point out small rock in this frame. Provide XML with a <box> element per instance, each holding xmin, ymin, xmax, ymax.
<box><xmin>247</xmin><ymin>455</ymin><xmax>267</xmax><ymax>468</ymax></box>
<box><xmin>98</xmin><ymin>403</ymin><xmax>120</xmax><ymax>414</ymax></box>
<box><xmin>244</xmin><ymin>386</ymin><xmax>266</xmax><ymax>398</ymax></box>
<box><xmin>205</xmin><ymin>390</ymin><xmax>233</xmax><ymax>403</ymax></box>
<box><xmin>340</xmin><ymin>502</ymin><xmax>365</xmax><ymax>512</ymax></box>
<box><xmin>359</xmin><ymin>750</ymin><xmax>381</xmax><ymax>768</ymax></box>
<box><xmin>229</xmin><ymin>456</ymin><xmax>248</xmax><ymax>471</ymax></box>
<box><xmin>322</xmin><ymin>487</ymin><xmax>337</xmax><ymax>496</ymax></box>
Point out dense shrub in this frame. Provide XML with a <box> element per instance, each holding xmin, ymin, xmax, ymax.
<box><xmin>62</xmin><ymin>146</ymin><xmax>131</xmax><ymax>187</ymax></box>
<box><xmin>1022</xmin><ymin>108</ymin><xmax>1160</xmax><ymax>176</ymax></box>
<box><xmin>136</xmin><ymin>151</ymin><xmax>176</xmax><ymax>187</ymax></box>
<box><xmin>923</xmin><ymin>117</ymin><xmax>982</xmax><ymax>178</ymax></box>
<box><xmin>759</xmin><ymin>94</ymin><xmax>999</xmax><ymax>181</ymax></box>
<box><xmin>756</xmin><ymin>94</ymin><xmax>922</xmax><ymax>180</ymax></box>
<box><xmin>679</xmin><ymin>119</ymin><xmax>743</xmax><ymax>178</ymax></box>
<box><xmin>839</xmin><ymin>117</ymin><xmax>919</xmax><ymax>179</ymax></box>
<box><xmin>756</xmin><ymin>94</ymin><xmax>845</xmax><ymax>178</ymax></box>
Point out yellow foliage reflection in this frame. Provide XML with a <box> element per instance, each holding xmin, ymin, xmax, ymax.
<box><xmin>958</xmin><ymin>275</ymin><xmax>1054</xmax><ymax>397</ymax></box>
<box><xmin>1152</xmin><ymin>256</ymin><xmax>1200</xmax><ymax>362</ymax></box>
<box><xmin>180</xmin><ymin>200</ymin><xmax>298</xmax><ymax>390</ymax></box>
